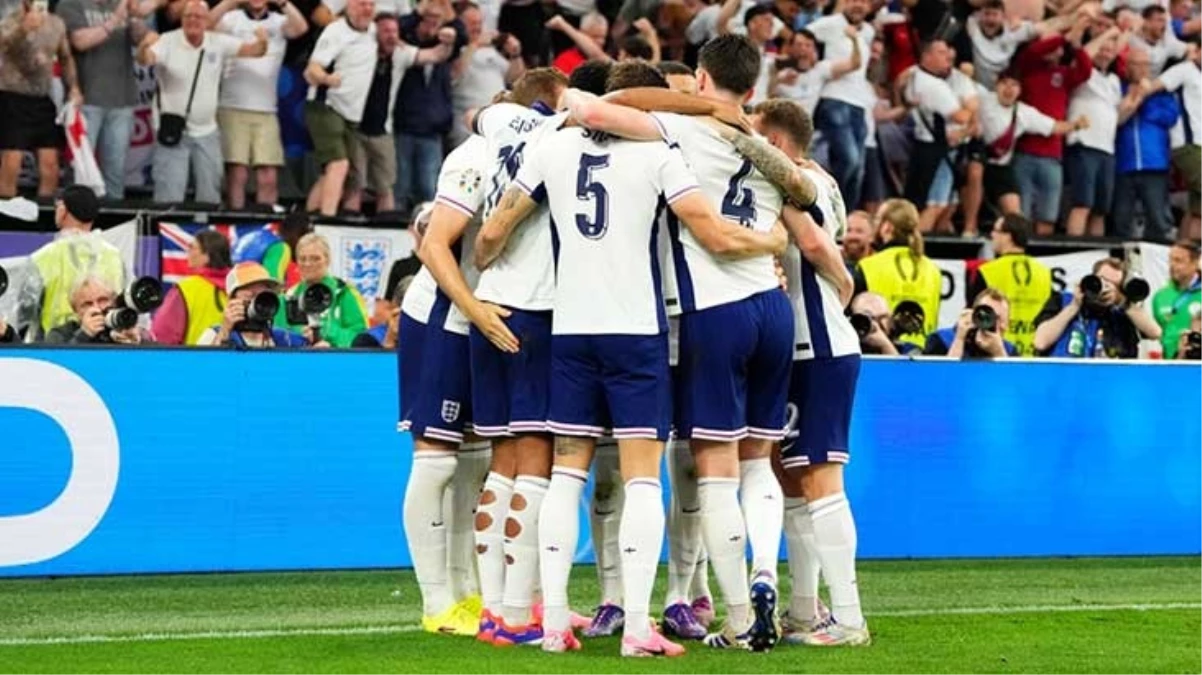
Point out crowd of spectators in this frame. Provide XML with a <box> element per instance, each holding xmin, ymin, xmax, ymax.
<box><xmin>0</xmin><ymin>0</ymin><xmax>1198</xmax><ymax>357</ymax></box>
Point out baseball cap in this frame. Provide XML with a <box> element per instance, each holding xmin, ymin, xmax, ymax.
<box><xmin>60</xmin><ymin>185</ymin><xmax>99</xmax><ymax>223</ymax></box>
<box><xmin>225</xmin><ymin>262</ymin><xmax>280</xmax><ymax>295</ymax></box>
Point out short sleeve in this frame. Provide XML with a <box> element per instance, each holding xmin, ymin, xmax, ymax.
<box><xmin>150</xmin><ymin>30</ymin><xmax>170</xmax><ymax>60</ymax></box>
<box><xmin>806</xmin><ymin>14</ymin><xmax>839</xmax><ymax>42</ymax></box>
<box><xmin>1019</xmin><ymin>103</ymin><xmax>1057</xmax><ymax>137</ymax></box>
<box><xmin>512</xmin><ymin>142</ymin><xmax>546</xmax><ymax>202</ymax></box>
<box><xmin>214</xmin><ymin>31</ymin><xmax>243</xmax><ymax>56</ymax></box>
<box><xmin>393</xmin><ymin>42</ymin><xmax>418</xmax><ymax>72</ymax></box>
<box><xmin>55</xmin><ymin>0</ymin><xmax>87</xmax><ymax>32</ymax></box>
<box><xmin>473</xmin><ymin>102</ymin><xmax>525</xmax><ymax>142</ymax></box>
<box><xmin>922</xmin><ymin>76</ymin><xmax>961</xmax><ymax>117</ymax></box>
<box><xmin>1159</xmin><ymin>61</ymin><xmax>1189</xmax><ymax>92</ymax></box>
<box><xmin>435</xmin><ymin>153</ymin><xmax>487</xmax><ymax>216</ymax></box>
<box><xmin>814</xmin><ymin>59</ymin><xmax>834</xmax><ymax>82</ymax></box>
<box><xmin>309</xmin><ymin>21</ymin><xmax>344</xmax><ymax>65</ymax></box>
<box><xmin>322</xmin><ymin>0</ymin><xmax>348</xmax><ymax>14</ymax></box>
<box><xmin>216</xmin><ymin>11</ymin><xmax>237</xmax><ymax>34</ymax></box>
<box><xmin>656</xmin><ymin>145</ymin><xmax>700</xmax><ymax>204</ymax></box>
<box><xmin>648</xmin><ymin>111</ymin><xmax>689</xmax><ymax>145</ymax></box>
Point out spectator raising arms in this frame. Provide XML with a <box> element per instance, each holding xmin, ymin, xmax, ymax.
<box><xmin>0</xmin><ymin>0</ymin><xmax>81</xmax><ymax>199</ymax></box>
<box><xmin>1143</xmin><ymin>43</ymin><xmax>1202</xmax><ymax>240</ymax></box>
<box><xmin>1113</xmin><ymin>47</ymin><xmax>1180</xmax><ymax>242</ymax></box>
<box><xmin>137</xmin><ymin>0</ymin><xmax>269</xmax><ymax>205</ymax></box>
<box><xmin>1065</xmin><ymin>26</ymin><xmax>1124</xmax><ymax>238</ymax></box>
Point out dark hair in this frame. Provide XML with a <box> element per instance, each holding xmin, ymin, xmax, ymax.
<box><xmin>1141</xmin><ymin>4</ymin><xmax>1166</xmax><ymax>18</ymax></box>
<box><xmin>606</xmin><ymin>60</ymin><xmax>669</xmax><ymax>92</ymax></box>
<box><xmin>619</xmin><ymin>35</ymin><xmax>654</xmax><ymax>60</ymax></box>
<box><xmin>981</xmin><ymin>0</ymin><xmax>1005</xmax><ymax>10</ymax></box>
<box><xmin>698</xmin><ymin>34</ymin><xmax>762</xmax><ymax>96</ymax></box>
<box><xmin>656</xmin><ymin>60</ymin><xmax>693</xmax><ymax>76</ymax></box>
<box><xmin>512</xmin><ymin>67</ymin><xmax>568</xmax><ymax>108</ymax></box>
<box><xmin>280</xmin><ymin>210</ymin><xmax>312</xmax><ymax>239</ymax></box>
<box><xmin>752</xmin><ymin>99</ymin><xmax>813</xmax><ymax>152</ymax></box>
<box><xmin>996</xmin><ymin>213</ymin><xmax>1030</xmax><ymax>249</ymax></box>
<box><xmin>60</xmin><ymin>185</ymin><xmax>99</xmax><ymax>223</ymax></box>
<box><xmin>375</xmin><ymin>12</ymin><xmax>399</xmax><ymax>24</ymax></box>
<box><xmin>743</xmin><ymin>4</ymin><xmax>773</xmax><ymax>25</ymax></box>
<box><xmin>1173</xmin><ymin>238</ymin><xmax>1202</xmax><ymax>259</ymax></box>
<box><xmin>195</xmin><ymin>229</ymin><xmax>232</xmax><ymax>269</ymax></box>
<box><xmin>920</xmin><ymin>38</ymin><xmax>947</xmax><ymax>56</ymax></box>
<box><xmin>997</xmin><ymin>67</ymin><xmax>1021</xmax><ymax>83</ymax></box>
<box><xmin>793</xmin><ymin>28</ymin><xmax>817</xmax><ymax>45</ymax></box>
<box><xmin>568</xmin><ymin>59</ymin><xmax>613</xmax><ymax>96</ymax></box>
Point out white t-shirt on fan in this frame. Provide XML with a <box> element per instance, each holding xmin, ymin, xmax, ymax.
<box><xmin>151</xmin><ymin>29</ymin><xmax>244</xmax><ymax>137</ymax></box>
<box><xmin>216</xmin><ymin>11</ymin><xmax>288</xmax><ymax>113</ymax></box>
<box><xmin>306</xmin><ymin>18</ymin><xmax>378</xmax><ymax>124</ymax></box>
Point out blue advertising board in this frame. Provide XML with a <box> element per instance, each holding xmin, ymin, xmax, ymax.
<box><xmin>1</xmin><ymin>350</ymin><xmax>1198</xmax><ymax>577</ymax></box>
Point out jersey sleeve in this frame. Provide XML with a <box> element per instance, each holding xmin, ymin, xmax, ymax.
<box><xmin>1159</xmin><ymin>61</ymin><xmax>1189</xmax><ymax>92</ymax></box>
<box><xmin>435</xmin><ymin>149</ymin><xmax>487</xmax><ymax>217</ymax></box>
<box><xmin>806</xmin><ymin>15</ymin><xmax>839</xmax><ymax>42</ymax></box>
<box><xmin>150</xmin><ymin>30</ymin><xmax>170</xmax><ymax>61</ymax></box>
<box><xmin>473</xmin><ymin>102</ymin><xmax>524</xmax><ymax>141</ymax></box>
<box><xmin>1019</xmin><ymin>102</ymin><xmax>1057</xmax><ymax>137</ymax></box>
<box><xmin>214</xmin><ymin>31</ymin><xmax>244</xmax><ymax>56</ymax></box>
<box><xmin>309</xmin><ymin>21</ymin><xmax>343</xmax><ymax>65</ymax></box>
<box><xmin>393</xmin><ymin>43</ymin><xmax>419</xmax><ymax>72</ymax></box>
<box><xmin>921</xmin><ymin>76</ymin><xmax>962</xmax><ymax>117</ymax></box>
<box><xmin>655</xmin><ymin>145</ymin><xmax>701</xmax><ymax>205</ymax></box>
<box><xmin>648</xmin><ymin>111</ymin><xmax>690</xmax><ymax>146</ymax></box>
<box><xmin>512</xmin><ymin>142</ymin><xmax>547</xmax><ymax>203</ymax></box>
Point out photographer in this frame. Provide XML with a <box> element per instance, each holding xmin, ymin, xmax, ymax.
<box><xmin>1032</xmin><ymin>258</ymin><xmax>1162</xmax><ymax>359</ymax></box>
<box><xmin>197</xmin><ymin>262</ymin><xmax>307</xmax><ymax>348</ymax></box>
<box><xmin>924</xmin><ymin>288</ymin><xmax>1017</xmax><ymax>359</ymax></box>
<box><xmin>847</xmin><ymin>291</ymin><xmax>921</xmax><ymax>356</ymax></box>
<box><xmin>43</xmin><ymin>276</ymin><xmax>154</xmax><ymax>345</ymax></box>
<box><xmin>0</xmin><ymin>266</ymin><xmax>13</xmax><ymax>343</ymax></box>
<box><xmin>277</xmin><ymin>233</ymin><xmax>368</xmax><ymax>348</ymax></box>
<box><xmin>1174</xmin><ymin>314</ymin><xmax>1201</xmax><ymax>361</ymax></box>
<box><xmin>967</xmin><ymin>214</ymin><xmax>1053</xmax><ymax>356</ymax></box>
<box><xmin>1151</xmin><ymin>240</ymin><xmax>1201</xmax><ymax>359</ymax></box>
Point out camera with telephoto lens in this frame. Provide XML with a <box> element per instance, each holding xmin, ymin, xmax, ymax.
<box><xmin>236</xmin><ymin>291</ymin><xmax>281</xmax><ymax>334</ymax></box>
<box><xmin>971</xmin><ymin>304</ymin><xmax>998</xmax><ymax>332</ymax></box>
<box><xmin>850</xmin><ymin>312</ymin><xmax>873</xmax><ymax>339</ymax></box>
<box><xmin>103</xmin><ymin>277</ymin><xmax>163</xmax><ymax>332</ymax></box>
<box><xmin>891</xmin><ymin>300</ymin><xmax>925</xmax><ymax>338</ymax></box>
<box><xmin>1081</xmin><ymin>274</ymin><xmax>1150</xmax><ymax>306</ymax></box>
<box><xmin>1185</xmin><ymin>331</ymin><xmax>1202</xmax><ymax>361</ymax></box>
<box><xmin>285</xmin><ymin>282</ymin><xmax>334</xmax><ymax>340</ymax></box>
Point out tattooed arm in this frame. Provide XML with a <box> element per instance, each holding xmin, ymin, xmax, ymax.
<box><xmin>474</xmin><ymin>185</ymin><xmax>538</xmax><ymax>271</ymax></box>
<box><xmin>782</xmin><ymin>205</ymin><xmax>853</xmax><ymax>307</ymax></box>
<box><xmin>702</xmin><ymin>119</ymin><xmax>818</xmax><ymax>208</ymax></box>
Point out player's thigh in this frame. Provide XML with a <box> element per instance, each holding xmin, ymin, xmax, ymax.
<box><xmin>780</xmin><ymin>356</ymin><xmax>859</xmax><ymax>489</ymax></box>
<box><xmin>746</xmin><ymin>288</ymin><xmax>794</xmax><ymax>442</ymax></box>
<box><xmin>547</xmin><ymin>334</ymin><xmax>609</xmax><ymax>437</ymax></box>
<box><xmin>397</xmin><ymin>312</ymin><xmax>429</xmax><ymax>427</ymax></box>
<box><xmin>678</xmin><ymin>301</ymin><xmax>756</xmax><ymax>439</ymax></box>
<box><xmin>506</xmin><ymin>310</ymin><xmax>554</xmax><ymax>430</ymax></box>
<box><xmin>410</xmin><ymin>323</ymin><xmax>473</xmax><ymax>444</ymax></box>
<box><xmin>602</xmin><ymin>334</ymin><xmax>672</xmax><ymax>443</ymax></box>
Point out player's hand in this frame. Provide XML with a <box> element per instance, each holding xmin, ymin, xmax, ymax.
<box><xmin>80</xmin><ymin>308</ymin><xmax>106</xmax><ymax>338</ymax></box>
<box><xmin>222</xmin><ymin>297</ymin><xmax>247</xmax><ymax>331</ymax></box>
<box><xmin>470</xmin><ymin>301</ymin><xmax>519</xmax><ymax>353</ymax></box>
<box><xmin>710</xmin><ymin>102</ymin><xmax>752</xmax><ymax>134</ymax></box>
<box><xmin>110</xmin><ymin>327</ymin><xmax>142</xmax><ymax>344</ymax></box>
<box><xmin>767</xmin><ymin>221</ymin><xmax>788</xmax><ymax>256</ymax></box>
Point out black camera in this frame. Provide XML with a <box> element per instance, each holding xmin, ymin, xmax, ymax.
<box><xmin>1081</xmin><ymin>274</ymin><xmax>1150</xmax><ymax>305</ymax></box>
<box><xmin>285</xmin><ymin>283</ymin><xmax>334</xmax><ymax>341</ymax></box>
<box><xmin>0</xmin><ymin>265</ymin><xmax>8</xmax><ymax>298</ymax></box>
<box><xmin>1185</xmin><ymin>331</ymin><xmax>1202</xmax><ymax>361</ymax></box>
<box><xmin>103</xmin><ymin>277</ymin><xmax>163</xmax><ymax>332</ymax></box>
<box><xmin>971</xmin><ymin>304</ymin><xmax>998</xmax><ymax>332</ymax></box>
<box><xmin>892</xmin><ymin>300</ymin><xmax>926</xmax><ymax>337</ymax></box>
<box><xmin>244</xmin><ymin>291</ymin><xmax>280</xmax><ymax>325</ymax></box>
<box><xmin>850</xmin><ymin>313</ymin><xmax>874</xmax><ymax>339</ymax></box>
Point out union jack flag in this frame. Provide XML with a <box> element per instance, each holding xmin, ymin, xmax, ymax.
<box><xmin>158</xmin><ymin>221</ymin><xmax>278</xmax><ymax>289</ymax></box>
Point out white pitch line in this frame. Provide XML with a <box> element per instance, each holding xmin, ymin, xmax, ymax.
<box><xmin>1</xmin><ymin>602</ymin><xmax>1198</xmax><ymax>647</ymax></box>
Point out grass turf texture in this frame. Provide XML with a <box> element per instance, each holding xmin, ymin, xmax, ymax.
<box><xmin>0</xmin><ymin>557</ymin><xmax>1198</xmax><ymax>673</ymax></box>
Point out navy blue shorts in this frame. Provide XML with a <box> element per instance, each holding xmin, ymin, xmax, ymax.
<box><xmin>468</xmin><ymin>308</ymin><xmax>553</xmax><ymax>437</ymax></box>
<box><xmin>397</xmin><ymin>297</ymin><xmax>473</xmax><ymax>444</ymax></box>
<box><xmin>780</xmin><ymin>355</ymin><xmax>860</xmax><ymax>470</ymax></box>
<box><xmin>548</xmin><ymin>333</ymin><xmax>672</xmax><ymax>440</ymax></box>
<box><xmin>676</xmin><ymin>289</ymin><xmax>794</xmax><ymax>442</ymax></box>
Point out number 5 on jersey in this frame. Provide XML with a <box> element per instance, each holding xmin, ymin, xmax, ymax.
<box><xmin>576</xmin><ymin>153</ymin><xmax>610</xmax><ymax>239</ymax></box>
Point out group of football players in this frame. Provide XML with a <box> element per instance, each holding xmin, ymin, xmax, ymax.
<box><xmin>397</xmin><ymin>33</ymin><xmax>869</xmax><ymax>658</ymax></box>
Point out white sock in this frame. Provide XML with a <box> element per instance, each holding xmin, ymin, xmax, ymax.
<box><xmin>620</xmin><ymin>478</ymin><xmax>665</xmax><ymax>641</ymax></box>
<box><xmin>783</xmin><ymin>497</ymin><xmax>820</xmax><ymax>621</ymax></box>
<box><xmin>448</xmin><ymin>443</ymin><xmax>490</xmax><ymax>601</ymax></box>
<box><xmin>501</xmin><ymin>475</ymin><xmax>548</xmax><ymax>626</ymax></box>
<box><xmin>539</xmin><ymin>467</ymin><xmax>587</xmax><ymax>632</ymax></box>
<box><xmin>690</xmin><ymin>551</ymin><xmax>712</xmax><ymax>603</ymax></box>
<box><xmin>739</xmin><ymin>458</ymin><xmax>783</xmax><ymax>585</ymax></box>
<box><xmin>809</xmin><ymin>492</ymin><xmax>864</xmax><ymax>629</ymax></box>
<box><xmin>590</xmin><ymin>441</ymin><xmax>624</xmax><ymax>606</ymax></box>
<box><xmin>403</xmin><ymin>451</ymin><xmax>458</xmax><ymax>616</ymax></box>
<box><xmin>475</xmin><ymin>472</ymin><xmax>513</xmax><ymax>614</ymax></box>
<box><xmin>665</xmin><ymin>441</ymin><xmax>702</xmax><ymax>608</ymax></box>
<box><xmin>698</xmin><ymin>477</ymin><xmax>750</xmax><ymax>631</ymax></box>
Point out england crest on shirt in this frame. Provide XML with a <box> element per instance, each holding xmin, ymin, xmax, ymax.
<box><xmin>441</xmin><ymin>400</ymin><xmax>461</xmax><ymax>423</ymax></box>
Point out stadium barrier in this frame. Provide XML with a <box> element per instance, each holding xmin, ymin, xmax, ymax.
<box><xmin>1</xmin><ymin>349</ymin><xmax>1198</xmax><ymax>577</ymax></box>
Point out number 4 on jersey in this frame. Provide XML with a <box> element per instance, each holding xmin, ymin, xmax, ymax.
<box><xmin>722</xmin><ymin>159</ymin><xmax>757</xmax><ymax>227</ymax></box>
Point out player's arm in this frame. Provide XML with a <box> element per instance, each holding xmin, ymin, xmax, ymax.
<box><xmin>702</xmin><ymin>119</ymin><xmax>818</xmax><ymax>208</ymax></box>
<box><xmin>562</xmin><ymin>88</ymin><xmax>664</xmax><ymax>141</ymax></box>
<box><xmin>600</xmin><ymin>87</ymin><xmax>751</xmax><ymax>132</ymax></box>
<box><xmin>474</xmin><ymin>185</ymin><xmax>538</xmax><ymax>271</ymax></box>
<box><xmin>422</xmin><ymin>203</ymin><xmax>521</xmax><ymax>354</ymax></box>
<box><xmin>669</xmin><ymin>192</ymin><xmax>788</xmax><ymax>259</ymax></box>
<box><xmin>781</xmin><ymin>205</ymin><xmax>853</xmax><ymax>307</ymax></box>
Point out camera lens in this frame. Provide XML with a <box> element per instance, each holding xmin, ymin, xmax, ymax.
<box><xmin>104</xmin><ymin>307</ymin><xmax>138</xmax><ymax>331</ymax></box>
<box><xmin>971</xmin><ymin>304</ymin><xmax>998</xmax><ymax>332</ymax></box>
<box><xmin>246</xmin><ymin>291</ymin><xmax>280</xmax><ymax>323</ymax></box>
<box><xmin>299</xmin><ymin>283</ymin><xmax>334</xmax><ymax>315</ymax></box>
<box><xmin>849</xmin><ymin>313</ymin><xmax>873</xmax><ymax>338</ymax></box>
<box><xmin>1123</xmin><ymin>277</ymin><xmax>1150</xmax><ymax>304</ymax></box>
<box><xmin>1081</xmin><ymin>274</ymin><xmax>1103</xmax><ymax>298</ymax></box>
<box><xmin>0</xmin><ymin>265</ymin><xmax>8</xmax><ymax>298</ymax></box>
<box><xmin>119</xmin><ymin>277</ymin><xmax>164</xmax><ymax>312</ymax></box>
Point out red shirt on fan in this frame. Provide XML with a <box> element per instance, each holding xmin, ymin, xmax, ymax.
<box><xmin>1014</xmin><ymin>34</ymin><xmax>1092</xmax><ymax>160</ymax></box>
<box><xmin>553</xmin><ymin>47</ymin><xmax>588</xmax><ymax>75</ymax></box>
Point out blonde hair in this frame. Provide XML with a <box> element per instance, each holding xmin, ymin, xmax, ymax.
<box><xmin>877</xmin><ymin>198</ymin><xmax>924</xmax><ymax>261</ymax></box>
<box><xmin>295</xmin><ymin>233</ymin><xmax>331</xmax><ymax>260</ymax></box>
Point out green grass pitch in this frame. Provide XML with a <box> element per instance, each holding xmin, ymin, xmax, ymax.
<box><xmin>0</xmin><ymin>557</ymin><xmax>1198</xmax><ymax>673</ymax></box>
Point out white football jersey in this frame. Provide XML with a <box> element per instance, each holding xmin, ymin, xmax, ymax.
<box><xmin>651</xmin><ymin>112</ymin><xmax>783</xmax><ymax>312</ymax></box>
<box><xmin>472</xmin><ymin>103</ymin><xmax>567</xmax><ymax>312</ymax></box>
<box><xmin>784</xmin><ymin>167</ymin><xmax>860</xmax><ymax>361</ymax></box>
<box><xmin>514</xmin><ymin>128</ymin><xmax>700</xmax><ymax>336</ymax></box>
<box><xmin>401</xmin><ymin>135</ymin><xmax>490</xmax><ymax>335</ymax></box>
